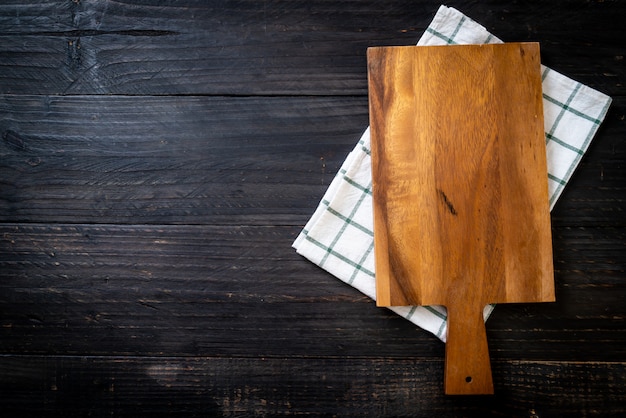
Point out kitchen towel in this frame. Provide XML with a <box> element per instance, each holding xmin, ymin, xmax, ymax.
<box><xmin>292</xmin><ymin>5</ymin><xmax>612</xmax><ymax>342</ymax></box>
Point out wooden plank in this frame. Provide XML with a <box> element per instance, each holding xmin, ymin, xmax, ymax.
<box><xmin>0</xmin><ymin>94</ymin><xmax>368</xmax><ymax>225</ymax></box>
<box><xmin>0</xmin><ymin>355</ymin><xmax>624</xmax><ymax>416</ymax></box>
<box><xmin>0</xmin><ymin>224</ymin><xmax>623</xmax><ymax>361</ymax></box>
<box><xmin>0</xmin><ymin>1</ymin><xmax>623</xmax><ymax>95</ymax></box>
<box><xmin>1</xmin><ymin>94</ymin><xmax>623</xmax><ymax>226</ymax></box>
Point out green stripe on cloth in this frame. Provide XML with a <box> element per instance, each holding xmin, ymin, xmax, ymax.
<box><xmin>543</xmin><ymin>93</ymin><xmax>602</xmax><ymax>125</ymax></box>
<box><xmin>304</xmin><ymin>234</ymin><xmax>375</xmax><ymax>278</ymax></box>
<box><xmin>425</xmin><ymin>306</ymin><xmax>447</xmax><ymax>321</ymax></box>
<box><xmin>319</xmin><ymin>180</ymin><xmax>371</xmax><ymax>266</ymax></box>
<box><xmin>424</xmin><ymin>307</ymin><xmax>448</xmax><ymax>339</ymax></box>
<box><xmin>548</xmin><ymin>173</ymin><xmax>567</xmax><ymax>186</ymax></box>
<box><xmin>405</xmin><ymin>306</ymin><xmax>417</xmax><ymax>320</ymax></box>
<box><xmin>435</xmin><ymin>320</ymin><xmax>446</xmax><ymax>339</ymax></box>
<box><xmin>325</xmin><ymin>206</ymin><xmax>374</xmax><ymax>237</ymax></box>
<box><xmin>342</xmin><ymin>176</ymin><xmax>372</xmax><ymax>195</ymax></box>
<box><xmin>425</xmin><ymin>28</ymin><xmax>458</xmax><ymax>44</ymax></box>
<box><xmin>547</xmin><ymin>95</ymin><xmax>613</xmax><ymax>207</ymax></box>
<box><xmin>449</xmin><ymin>16</ymin><xmax>466</xmax><ymax>41</ymax></box>
<box><xmin>546</xmin><ymin>133</ymin><xmax>585</xmax><ymax>155</ymax></box>
<box><xmin>349</xmin><ymin>241</ymin><xmax>375</xmax><ymax>285</ymax></box>
<box><xmin>545</xmin><ymin>84</ymin><xmax>582</xmax><ymax>143</ymax></box>
<box><xmin>358</xmin><ymin>139</ymin><xmax>371</xmax><ymax>155</ymax></box>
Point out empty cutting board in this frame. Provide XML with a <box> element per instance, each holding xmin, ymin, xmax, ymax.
<box><xmin>367</xmin><ymin>43</ymin><xmax>555</xmax><ymax>395</ymax></box>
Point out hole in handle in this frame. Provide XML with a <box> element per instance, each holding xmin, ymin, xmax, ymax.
<box><xmin>465</xmin><ymin>376</ymin><xmax>472</xmax><ymax>383</ymax></box>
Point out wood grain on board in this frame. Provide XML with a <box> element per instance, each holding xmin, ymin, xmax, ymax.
<box><xmin>368</xmin><ymin>43</ymin><xmax>554</xmax><ymax>394</ymax></box>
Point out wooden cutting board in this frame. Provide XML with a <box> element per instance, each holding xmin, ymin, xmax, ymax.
<box><xmin>367</xmin><ymin>43</ymin><xmax>555</xmax><ymax>395</ymax></box>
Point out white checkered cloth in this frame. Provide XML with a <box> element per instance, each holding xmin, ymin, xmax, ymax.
<box><xmin>293</xmin><ymin>5</ymin><xmax>612</xmax><ymax>342</ymax></box>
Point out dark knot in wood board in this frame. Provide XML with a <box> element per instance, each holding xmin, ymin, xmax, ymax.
<box><xmin>437</xmin><ymin>189</ymin><xmax>458</xmax><ymax>216</ymax></box>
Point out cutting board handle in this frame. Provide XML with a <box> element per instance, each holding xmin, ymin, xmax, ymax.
<box><xmin>445</xmin><ymin>303</ymin><xmax>494</xmax><ymax>395</ymax></box>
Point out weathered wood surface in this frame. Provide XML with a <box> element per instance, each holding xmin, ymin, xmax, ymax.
<box><xmin>0</xmin><ymin>1</ymin><xmax>623</xmax><ymax>96</ymax></box>
<box><xmin>0</xmin><ymin>0</ymin><xmax>625</xmax><ymax>416</ymax></box>
<box><xmin>0</xmin><ymin>94</ymin><xmax>366</xmax><ymax>225</ymax></box>
<box><xmin>1</xmin><ymin>356</ymin><xmax>624</xmax><ymax>417</ymax></box>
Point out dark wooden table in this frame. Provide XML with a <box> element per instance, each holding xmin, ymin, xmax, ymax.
<box><xmin>1</xmin><ymin>1</ymin><xmax>624</xmax><ymax>416</ymax></box>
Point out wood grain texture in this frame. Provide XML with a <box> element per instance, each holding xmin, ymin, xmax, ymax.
<box><xmin>368</xmin><ymin>44</ymin><xmax>553</xmax><ymax>394</ymax></box>
<box><xmin>0</xmin><ymin>0</ymin><xmax>624</xmax><ymax>415</ymax></box>
<box><xmin>1</xmin><ymin>356</ymin><xmax>624</xmax><ymax>417</ymax></box>
<box><xmin>0</xmin><ymin>1</ymin><xmax>623</xmax><ymax>96</ymax></box>
<box><xmin>368</xmin><ymin>44</ymin><xmax>553</xmax><ymax>306</ymax></box>
<box><xmin>0</xmin><ymin>95</ymin><xmax>367</xmax><ymax>225</ymax></box>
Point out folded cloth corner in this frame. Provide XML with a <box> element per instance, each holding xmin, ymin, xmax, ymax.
<box><xmin>293</xmin><ymin>5</ymin><xmax>612</xmax><ymax>342</ymax></box>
